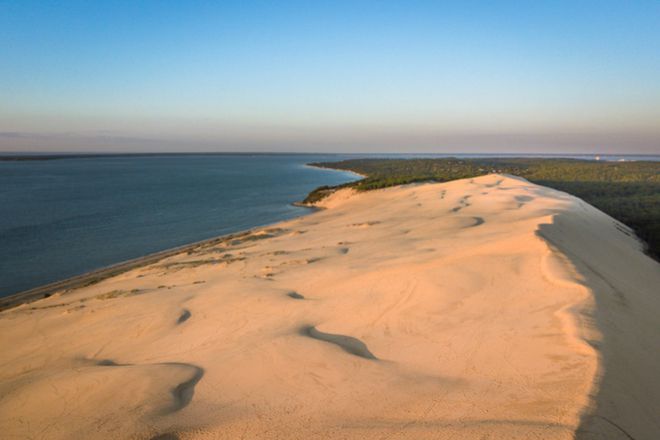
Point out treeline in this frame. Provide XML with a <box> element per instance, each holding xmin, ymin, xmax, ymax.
<box><xmin>305</xmin><ymin>158</ymin><xmax>660</xmax><ymax>259</ymax></box>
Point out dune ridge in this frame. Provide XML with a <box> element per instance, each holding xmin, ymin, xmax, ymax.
<box><xmin>1</xmin><ymin>174</ymin><xmax>658</xmax><ymax>439</ymax></box>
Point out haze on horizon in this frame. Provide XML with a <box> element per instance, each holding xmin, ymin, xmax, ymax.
<box><xmin>1</xmin><ymin>1</ymin><xmax>659</xmax><ymax>154</ymax></box>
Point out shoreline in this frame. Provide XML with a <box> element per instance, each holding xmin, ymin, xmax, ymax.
<box><xmin>301</xmin><ymin>162</ymin><xmax>367</xmax><ymax>179</ymax></box>
<box><xmin>1</xmin><ymin>174</ymin><xmax>658</xmax><ymax>438</ymax></box>
<box><xmin>0</xmin><ymin>164</ymin><xmax>357</xmax><ymax>311</ymax></box>
<box><xmin>0</xmin><ymin>226</ymin><xmax>273</xmax><ymax>311</ymax></box>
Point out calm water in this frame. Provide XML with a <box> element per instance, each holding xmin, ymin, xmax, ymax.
<box><xmin>0</xmin><ymin>154</ymin><xmax>358</xmax><ymax>297</ymax></box>
<box><xmin>1</xmin><ymin>152</ymin><xmax>658</xmax><ymax>297</ymax></box>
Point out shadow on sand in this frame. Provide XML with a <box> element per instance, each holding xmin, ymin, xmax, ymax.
<box><xmin>537</xmin><ymin>209</ymin><xmax>660</xmax><ymax>440</ymax></box>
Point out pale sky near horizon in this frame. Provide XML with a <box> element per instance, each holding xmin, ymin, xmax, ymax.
<box><xmin>1</xmin><ymin>1</ymin><xmax>659</xmax><ymax>154</ymax></box>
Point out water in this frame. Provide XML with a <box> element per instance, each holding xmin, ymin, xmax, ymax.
<box><xmin>0</xmin><ymin>154</ymin><xmax>359</xmax><ymax>297</ymax></box>
<box><xmin>1</xmin><ymin>152</ymin><xmax>658</xmax><ymax>297</ymax></box>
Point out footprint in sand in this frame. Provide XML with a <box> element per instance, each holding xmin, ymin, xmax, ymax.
<box><xmin>349</xmin><ymin>221</ymin><xmax>381</xmax><ymax>228</ymax></box>
<box><xmin>451</xmin><ymin>195</ymin><xmax>472</xmax><ymax>213</ymax></box>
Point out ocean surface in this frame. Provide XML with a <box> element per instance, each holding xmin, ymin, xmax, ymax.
<box><xmin>0</xmin><ymin>154</ymin><xmax>359</xmax><ymax>297</ymax></box>
<box><xmin>1</xmin><ymin>152</ymin><xmax>658</xmax><ymax>298</ymax></box>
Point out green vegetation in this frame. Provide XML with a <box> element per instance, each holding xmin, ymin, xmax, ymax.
<box><xmin>305</xmin><ymin>158</ymin><xmax>660</xmax><ymax>259</ymax></box>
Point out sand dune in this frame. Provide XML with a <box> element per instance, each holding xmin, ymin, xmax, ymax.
<box><xmin>1</xmin><ymin>174</ymin><xmax>658</xmax><ymax>439</ymax></box>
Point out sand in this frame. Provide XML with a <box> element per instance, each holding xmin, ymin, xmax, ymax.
<box><xmin>1</xmin><ymin>174</ymin><xmax>658</xmax><ymax>439</ymax></box>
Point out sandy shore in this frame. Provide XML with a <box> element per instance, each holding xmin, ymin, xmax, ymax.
<box><xmin>0</xmin><ymin>226</ymin><xmax>302</xmax><ymax>312</ymax></box>
<box><xmin>1</xmin><ymin>174</ymin><xmax>658</xmax><ymax>439</ymax></box>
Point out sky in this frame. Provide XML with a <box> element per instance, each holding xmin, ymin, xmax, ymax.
<box><xmin>1</xmin><ymin>0</ymin><xmax>659</xmax><ymax>154</ymax></box>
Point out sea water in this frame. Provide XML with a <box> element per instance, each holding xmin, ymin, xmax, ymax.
<box><xmin>2</xmin><ymin>152</ymin><xmax>658</xmax><ymax>297</ymax></box>
<box><xmin>0</xmin><ymin>154</ymin><xmax>358</xmax><ymax>296</ymax></box>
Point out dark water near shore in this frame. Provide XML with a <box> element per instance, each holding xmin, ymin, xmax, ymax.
<box><xmin>0</xmin><ymin>154</ymin><xmax>359</xmax><ymax>297</ymax></box>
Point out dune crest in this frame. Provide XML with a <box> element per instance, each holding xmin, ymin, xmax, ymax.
<box><xmin>1</xmin><ymin>174</ymin><xmax>658</xmax><ymax>439</ymax></box>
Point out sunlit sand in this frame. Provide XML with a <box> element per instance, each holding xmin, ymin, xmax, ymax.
<box><xmin>1</xmin><ymin>174</ymin><xmax>658</xmax><ymax>439</ymax></box>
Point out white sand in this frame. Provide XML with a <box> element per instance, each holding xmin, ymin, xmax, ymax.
<box><xmin>1</xmin><ymin>174</ymin><xmax>658</xmax><ymax>439</ymax></box>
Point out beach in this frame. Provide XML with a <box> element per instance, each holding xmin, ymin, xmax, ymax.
<box><xmin>0</xmin><ymin>154</ymin><xmax>359</xmax><ymax>297</ymax></box>
<box><xmin>1</xmin><ymin>174</ymin><xmax>658</xmax><ymax>439</ymax></box>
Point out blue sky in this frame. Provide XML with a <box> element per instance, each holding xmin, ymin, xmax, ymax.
<box><xmin>1</xmin><ymin>0</ymin><xmax>659</xmax><ymax>153</ymax></box>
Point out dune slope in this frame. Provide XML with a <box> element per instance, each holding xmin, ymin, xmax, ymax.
<box><xmin>1</xmin><ymin>174</ymin><xmax>658</xmax><ymax>439</ymax></box>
